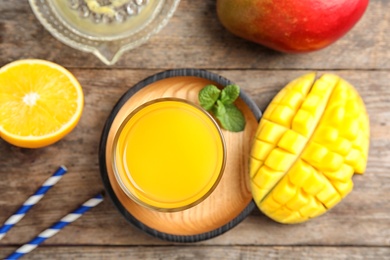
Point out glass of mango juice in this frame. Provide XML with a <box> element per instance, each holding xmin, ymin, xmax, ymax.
<box><xmin>112</xmin><ymin>98</ymin><xmax>226</xmax><ymax>212</ymax></box>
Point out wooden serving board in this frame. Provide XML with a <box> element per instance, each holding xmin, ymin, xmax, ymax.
<box><xmin>100</xmin><ymin>69</ymin><xmax>260</xmax><ymax>241</ymax></box>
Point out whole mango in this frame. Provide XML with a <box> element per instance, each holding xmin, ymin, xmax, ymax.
<box><xmin>250</xmin><ymin>73</ymin><xmax>369</xmax><ymax>223</ymax></box>
<box><xmin>216</xmin><ymin>0</ymin><xmax>369</xmax><ymax>53</ymax></box>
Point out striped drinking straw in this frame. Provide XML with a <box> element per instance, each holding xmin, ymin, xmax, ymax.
<box><xmin>0</xmin><ymin>166</ymin><xmax>68</xmax><ymax>241</ymax></box>
<box><xmin>5</xmin><ymin>193</ymin><xmax>104</xmax><ymax>260</ymax></box>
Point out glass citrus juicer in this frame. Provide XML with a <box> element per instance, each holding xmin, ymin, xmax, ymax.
<box><xmin>29</xmin><ymin>0</ymin><xmax>180</xmax><ymax>65</ymax></box>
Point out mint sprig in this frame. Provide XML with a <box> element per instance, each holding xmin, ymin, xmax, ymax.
<box><xmin>199</xmin><ymin>84</ymin><xmax>246</xmax><ymax>132</ymax></box>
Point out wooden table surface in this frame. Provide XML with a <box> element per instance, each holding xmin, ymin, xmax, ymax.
<box><xmin>1</xmin><ymin>1</ymin><xmax>389</xmax><ymax>259</ymax></box>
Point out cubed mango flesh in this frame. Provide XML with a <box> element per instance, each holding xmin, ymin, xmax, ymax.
<box><xmin>250</xmin><ymin>73</ymin><xmax>370</xmax><ymax>224</ymax></box>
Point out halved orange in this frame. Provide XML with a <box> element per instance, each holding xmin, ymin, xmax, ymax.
<box><xmin>0</xmin><ymin>59</ymin><xmax>84</xmax><ymax>148</ymax></box>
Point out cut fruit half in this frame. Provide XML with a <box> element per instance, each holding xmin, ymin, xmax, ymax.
<box><xmin>250</xmin><ymin>73</ymin><xmax>369</xmax><ymax>224</ymax></box>
<box><xmin>0</xmin><ymin>59</ymin><xmax>84</xmax><ymax>148</ymax></box>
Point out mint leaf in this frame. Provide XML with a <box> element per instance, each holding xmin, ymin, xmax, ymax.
<box><xmin>199</xmin><ymin>84</ymin><xmax>246</xmax><ymax>132</ymax></box>
<box><xmin>212</xmin><ymin>100</ymin><xmax>226</xmax><ymax>118</ymax></box>
<box><xmin>215</xmin><ymin>104</ymin><xmax>246</xmax><ymax>132</ymax></box>
<box><xmin>220</xmin><ymin>84</ymin><xmax>240</xmax><ymax>105</ymax></box>
<box><xmin>198</xmin><ymin>85</ymin><xmax>221</xmax><ymax>111</ymax></box>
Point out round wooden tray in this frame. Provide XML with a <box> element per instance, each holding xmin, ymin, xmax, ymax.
<box><xmin>99</xmin><ymin>69</ymin><xmax>261</xmax><ymax>242</ymax></box>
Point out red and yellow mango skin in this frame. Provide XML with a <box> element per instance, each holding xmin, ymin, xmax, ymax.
<box><xmin>216</xmin><ymin>0</ymin><xmax>369</xmax><ymax>53</ymax></box>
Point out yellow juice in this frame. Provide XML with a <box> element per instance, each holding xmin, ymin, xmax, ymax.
<box><xmin>113</xmin><ymin>98</ymin><xmax>226</xmax><ymax>211</ymax></box>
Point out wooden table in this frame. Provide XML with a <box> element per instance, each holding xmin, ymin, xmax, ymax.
<box><xmin>1</xmin><ymin>1</ymin><xmax>389</xmax><ymax>259</ymax></box>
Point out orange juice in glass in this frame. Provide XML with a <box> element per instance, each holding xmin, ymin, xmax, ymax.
<box><xmin>112</xmin><ymin>98</ymin><xmax>226</xmax><ymax>211</ymax></box>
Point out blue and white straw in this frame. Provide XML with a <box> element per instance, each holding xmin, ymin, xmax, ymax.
<box><xmin>0</xmin><ymin>166</ymin><xmax>67</xmax><ymax>241</ymax></box>
<box><xmin>5</xmin><ymin>193</ymin><xmax>104</xmax><ymax>260</ymax></box>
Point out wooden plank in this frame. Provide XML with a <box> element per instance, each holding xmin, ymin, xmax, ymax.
<box><xmin>0</xmin><ymin>1</ymin><xmax>389</xmax><ymax>69</ymax></box>
<box><xmin>1</xmin><ymin>246</ymin><xmax>389</xmax><ymax>259</ymax></box>
<box><xmin>0</xmin><ymin>69</ymin><xmax>388</xmax><ymax>247</ymax></box>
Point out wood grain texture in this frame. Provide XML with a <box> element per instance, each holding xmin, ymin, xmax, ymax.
<box><xmin>102</xmin><ymin>73</ymin><xmax>258</xmax><ymax>237</ymax></box>
<box><xmin>0</xmin><ymin>1</ymin><xmax>389</xmax><ymax>69</ymax></box>
<box><xmin>0</xmin><ymin>70</ymin><xmax>388</xmax><ymax>247</ymax></box>
<box><xmin>1</xmin><ymin>246</ymin><xmax>390</xmax><ymax>259</ymax></box>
